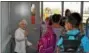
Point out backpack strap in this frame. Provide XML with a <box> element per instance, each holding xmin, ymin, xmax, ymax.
<box><xmin>74</xmin><ymin>32</ymin><xmax>84</xmax><ymax>41</ymax></box>
<box><xmin>60</xmin><ymin>32</ymin><xmax>84</xmax><ymax>41</ymax></box>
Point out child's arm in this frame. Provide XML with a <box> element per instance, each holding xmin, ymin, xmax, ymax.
<box><xmin>56</xmin><ymin>38</ymin><xmax>63</xmax><ymax>46</ymax></box>
<box><xmin>56</xmin><ymin>38</ymin><xmax>63</xmax><ymax>53</ymax></box>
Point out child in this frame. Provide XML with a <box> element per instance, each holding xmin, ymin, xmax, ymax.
<box><xmin>56</xmin><ymin>12</ymin><xmax>89</xmax><ymax>53</ymax></box>
<box><xmin>38</xmin><ymin>14</ymin><xmax>63</xmax><ymax>53</ymax></box>
<box><xmin>38</xmin><ymin>15</ymin><xmax>57</xmax><ymax>53</ymax></box>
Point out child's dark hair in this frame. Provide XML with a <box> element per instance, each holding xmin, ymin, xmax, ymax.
<box><xmin>52</xmin><ymin>14</ymin><xmax>61</xmax><ymax>23</ymax></box>
<box><xmin>67</xmin><ymin>12</ymin><xmax>82</xmax><ymax>28</ymax></box>
<box><xmin>65</xmin><ymin>9</ymin><xmax>71</xmax><ymax>16</ymax></box>
<box><xmin>60</xmin><ymin>17</ymin><xmax>66</xmax><ymax>27</ymax></box>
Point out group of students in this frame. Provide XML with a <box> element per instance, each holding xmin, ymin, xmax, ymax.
<box><xmin>38</xmin><ymin>9</ymin><xmax>89</xmax><ymax>53</ymax></box>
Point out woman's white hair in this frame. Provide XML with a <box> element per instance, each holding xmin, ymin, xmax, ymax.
<box><xmin>19</xmin><ymin>19</ymin><xmax>28</xmax><ymax>25</ymax></box>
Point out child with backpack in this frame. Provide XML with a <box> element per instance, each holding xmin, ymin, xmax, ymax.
<box><xmin>56</xmin><ymin>12</ymin><xmax>89</xmax><ymax>53</ymax></box>
<box><xmin>38</xmin><ymin>15</ymin><xmax>56</xmax><ymax>53</ymax></box>
<box><xmin>38</xmin><ymin>14</ymin><xmax>64</xmax><ymax>53</ymax></box>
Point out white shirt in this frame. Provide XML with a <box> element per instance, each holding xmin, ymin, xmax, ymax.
<box><xmin>14</xmin><ymin>28</ymin><xmax>26</xmax><ymax>53</ymax></box>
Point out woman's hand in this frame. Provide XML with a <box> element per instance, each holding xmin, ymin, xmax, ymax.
<box><xmin>24</xmin><ymin>29</ymin><xmax>29</xmax><ymax>37</ymax></box>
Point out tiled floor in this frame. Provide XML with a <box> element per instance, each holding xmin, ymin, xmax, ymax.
<box><xmin>26</xmin><ymin>46</ymin><xmax>38</xmax><ymax>53</ymax></box>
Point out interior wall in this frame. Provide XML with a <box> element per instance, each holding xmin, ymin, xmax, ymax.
<box><xmin>1</xmin><ymin>2</ymin><xmax>11</xmax><ymax>53</ymax></box>
<box><xmin>10</xmin><ymin>2</ymin><xmax>40</xmax><ymax>46</ymax></box>
<box><xmin>0</xmin><ymin>1</ymin><xmax>1</xmax><ymax>53</ymax></box>
<box><xmin>1</xmin><ymin>1</ymin><xmax>40</xmax><ymax>53</ymax></box>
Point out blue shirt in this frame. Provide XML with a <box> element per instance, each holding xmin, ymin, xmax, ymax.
<box><xmin>57</xmin><ymin>29</ymin><xmax>89</xmax><ymax>52</ymax></box>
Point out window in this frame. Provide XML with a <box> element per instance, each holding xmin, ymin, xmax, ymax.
<box><xmin>83</xmin><ymin>2</ymin><xmax>89</xmax><ymax>23</ymax></box>
<box><xmin>64</xmin><ymin>2</ymin><xmax>81</xmax><ymax>16</ymax></box>
<box><xmin>43</xmin><ymin>2</ymin><xmax>62</xmax><ymax>21</ymax></box>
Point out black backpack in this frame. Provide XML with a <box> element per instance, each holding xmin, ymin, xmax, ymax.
<box><xmin>60</xmin><ymin>33</ymin><xmax>84</xmax><ymax>52</ymax></box>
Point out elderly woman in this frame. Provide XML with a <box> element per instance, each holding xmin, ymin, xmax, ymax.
<box><xmin>14</xmin><ymin>19</ymin><xmax>32</xmax><ymax>53</ymax></box>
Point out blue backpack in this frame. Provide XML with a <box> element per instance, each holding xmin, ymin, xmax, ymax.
<box><xmin>86</xmin><ymin>18</ymin><xmax>89</xmax><ymax>38</ymax></box>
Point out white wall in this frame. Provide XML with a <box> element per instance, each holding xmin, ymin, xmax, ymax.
<box><xmin>1</xmin><ymin>2</ymin><xmax>11</xmax><ymax>53</ymax></box>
